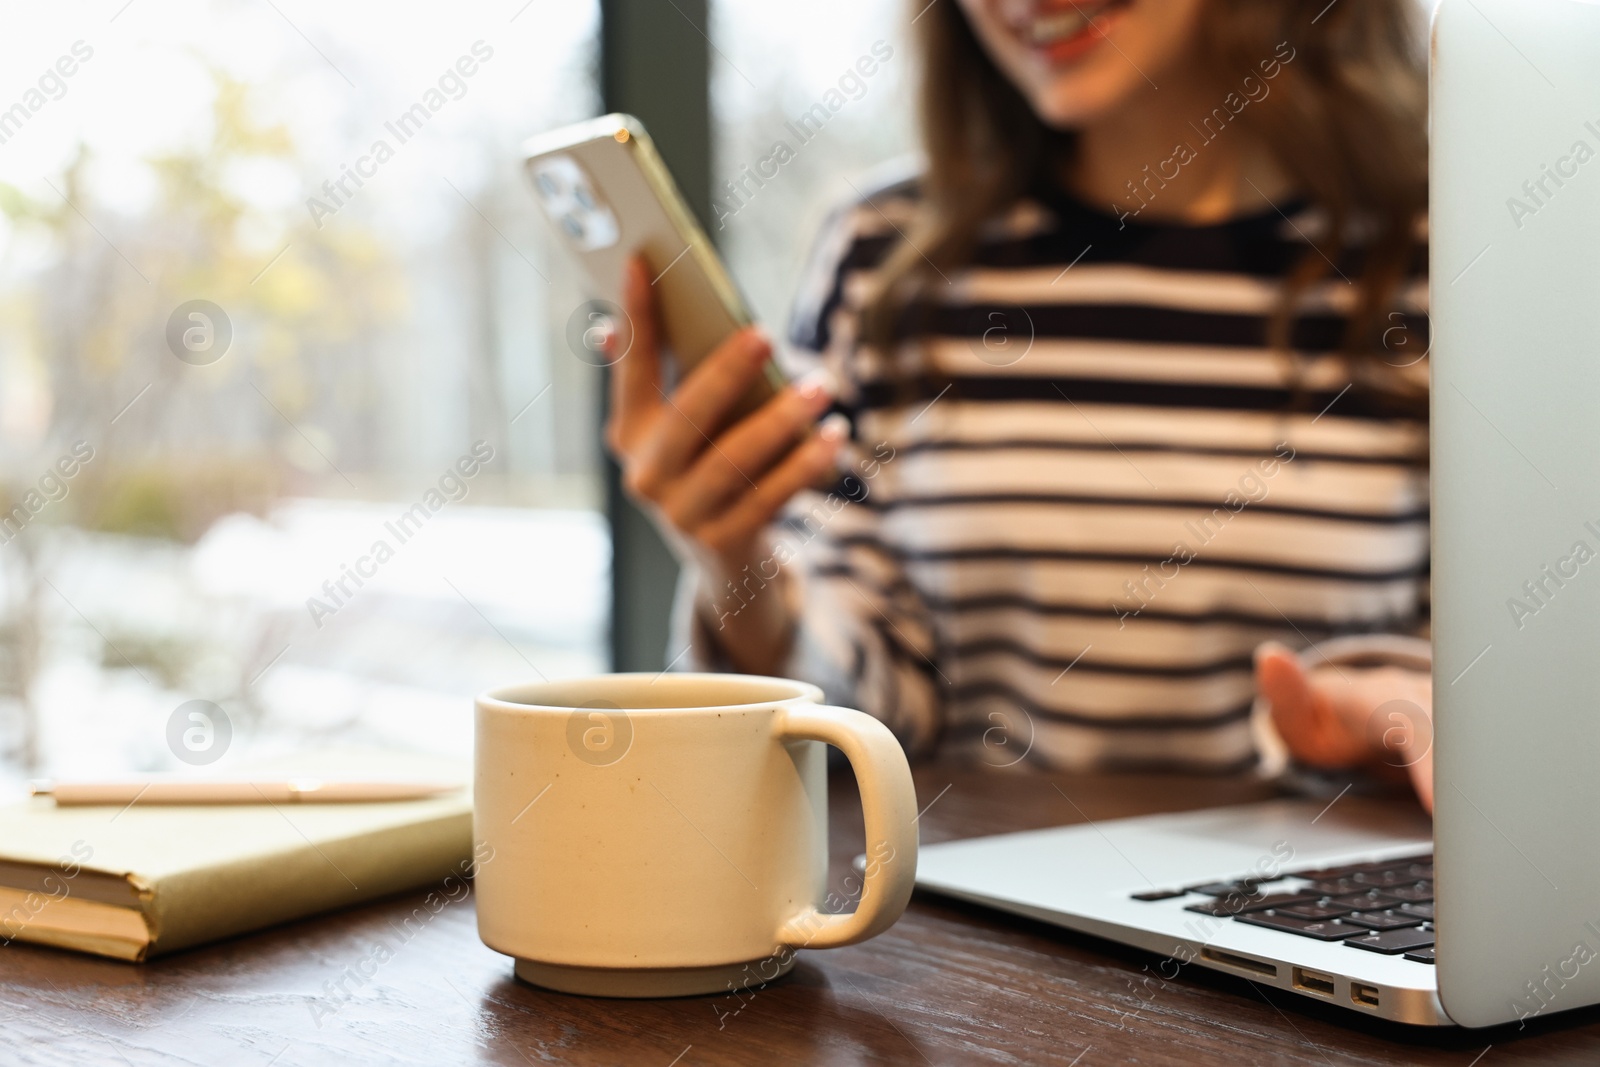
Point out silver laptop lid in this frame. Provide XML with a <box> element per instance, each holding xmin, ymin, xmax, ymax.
<box><xmin>1432</xmin><ymin>0</ymin><xmax>1600</xmax><ymax>1028</ymax></box>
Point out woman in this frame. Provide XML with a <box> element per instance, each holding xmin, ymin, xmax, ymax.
<box><xmin>605</xmin><ymin>0</ymin><xmax>1435</xmax><ymax>803</ymax></box>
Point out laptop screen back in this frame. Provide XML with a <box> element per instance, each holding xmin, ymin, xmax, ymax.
<box><xmin>1432</xmin><ymin>0</ymin><xmax>1600</xmax><ymax>1029</ymax></box>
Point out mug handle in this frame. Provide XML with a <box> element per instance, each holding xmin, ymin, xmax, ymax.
<box><xmin>773</xmin><ymin>702</ymin><xmax>919</xmax><ymax>950</ymax></box>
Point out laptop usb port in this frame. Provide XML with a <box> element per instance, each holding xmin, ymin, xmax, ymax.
<box><xmin>1293</xmin><ymin>968</ymin><xmax>1335</xmax><ymax>997</ymax></box>
<box><xmin>1200</xmin><ymin>947</ymin><xmax>1277</xmax><ymax>978</ymax></box>
<box><xmin>1351</xmin><ymin>983</ymin><xmax>1381</xmax><ymax>1008</ymax></box>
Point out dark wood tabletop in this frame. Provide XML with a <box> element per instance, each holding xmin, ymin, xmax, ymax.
<box><xmin>6</xmin><ymin>762</ymin><xmax>1600</xmax><ymax>1066</ymax></box>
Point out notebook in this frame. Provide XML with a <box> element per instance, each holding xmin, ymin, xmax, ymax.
<box><xmin>0</xmin><ymin>749</ymin><xmax>473</xmax><ymax>961</ymax></box>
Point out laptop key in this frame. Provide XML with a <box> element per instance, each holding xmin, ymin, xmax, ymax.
<box><xmin>1284</xmin><ymin>864</ymin><xmax>1361</xmax><ymax>881</ymax></box>
<box><xmin>1332</xmin><ymin>889</ymin><xmax>1404</xmax><ymax>910</ymax></box>
<box><xmin>1234</xmin><ymin>912</ymin><xmax>1365</xmax><ymax>941</ymax></box>
<box><xmin>1353</xmin><ymin>869</ymin><xmax>1415</xmax><ymax>888</ymax></box>
<box><xmin>1184</xmin><ymin>889</ymin><xmax>1316</xmax><ymax>916</ymax></box>
<box><xmin>1384</xmin><ymin>882</ymin><xmax>1433</xmax><ymax>903</ymax></box>
<box><xmin>1234</xmin><ymin>893</ymin><xmax>1323</xmax><ymax>914</ymax></box>
<box><xmin>1285</xmin><ymin>854</ymin><xmax>1431</xmax><ymax>881</ymax></box>
<box><xmin>1196</xmin><ymin>892</ymin><xmax>1323</xmax><ymax>916</ymax></box>
<box><xmin>1186</xmin><ymin>880</ymin><xmax>1261</xmax><ymax>896</ymax></box>
<box><xmin>1130</xmin><ymin>888</ymin><xmax>1188</xmax><ymax>901</ymax></box>
<box><xmin>1344</xmin><ymin>926</ymin><xmax>1436</xmax><ymax>955</ymax></box>
<box><xmin>1186</xmin><ymin>897</ymin><xmax>1258</xmax><ymax>917</ymax></box>
<box><xmin>1405</xmin><ymin>947</ymin><xmax>1437</xmax><ymax>964</ymax></box>
<box><xmin>1278</xmin><ymin>900</ymin><xmax>1356</xmax><ymax>920</ymax></box>
<box><xmin>1399</xmin><ymin>902</ymin><xmax>1435</xmax><ymax>921</ymax></box>
<box><xmin>1342</xmin><ymin>909</ymin><xmax>1426</xmax><ymax>931</ymax></box>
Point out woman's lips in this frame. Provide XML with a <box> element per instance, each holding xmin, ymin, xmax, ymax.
<box><xmin>1020</xmin><ymin>0</ymin><xmax>1132</xmax><ymax>65</ymax></box>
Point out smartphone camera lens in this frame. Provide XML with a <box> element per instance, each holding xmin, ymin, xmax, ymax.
<box><xmin>533</xmin><ymin>155</ymin><xmax>619</xmax><ymax>251</ymax></box>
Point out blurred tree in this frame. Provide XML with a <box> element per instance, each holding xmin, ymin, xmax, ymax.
<box><xmin>0</xmin><ymin>70</ymin><xmax>406</xmax><ymax>768</ymax></box>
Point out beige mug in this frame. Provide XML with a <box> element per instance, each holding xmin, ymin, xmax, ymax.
<box><xmin>473</xmin><ymin>672</ymin><xmax>919</xmax><ymax>997</ymax></box>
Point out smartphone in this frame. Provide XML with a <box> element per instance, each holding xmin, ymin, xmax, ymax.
<box><xmin>522</xmin><ymin>113</ymin><xmax>785</xmax><ymax>420</ymax></box>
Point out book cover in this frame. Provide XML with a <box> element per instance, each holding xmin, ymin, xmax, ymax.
<box><xmin>0</xmin><ymin>749</ymin><xmax>473</xmax><ymax>961</ymax></box>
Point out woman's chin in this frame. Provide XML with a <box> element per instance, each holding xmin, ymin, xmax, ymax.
<box><xmin>1023</xmin><ymin>78</ymin><xmax>1146</xmax><ymax>131</ymax></box>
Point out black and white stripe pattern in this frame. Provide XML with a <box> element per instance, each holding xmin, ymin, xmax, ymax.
<box><xmin>731</xmin><ymin>177</ymin><xmax>1428</xmax><ymax>773</ymax></box>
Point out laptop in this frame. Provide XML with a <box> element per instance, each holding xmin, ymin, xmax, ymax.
<box><xmin>913</xmin><ymin>0</ymin><xmax>1600</xmax><ymax>1028</ymax></box>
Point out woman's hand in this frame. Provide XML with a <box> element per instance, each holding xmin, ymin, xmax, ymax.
<box><xmin>1254</xmin><ymin>642</ymin><xmax>1434</xmax><ymax>812</ymax></box>
<box><xmin>604</xmin><ymin>255</ymin><xmax>846</xmax><ymax>672</ymax></box>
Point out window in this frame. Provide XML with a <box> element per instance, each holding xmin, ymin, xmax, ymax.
<box><xmin>711</xmin><ymin>0</ymin><xmax>916</xmax><ymax>335</ymax></box>
<box><xmin>0</xmin><ymin>1</ymin><xmax>605</xmax><ymax>781</ymax></box>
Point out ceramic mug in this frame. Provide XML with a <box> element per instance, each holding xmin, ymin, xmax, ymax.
<box><xmin>473</xmin><ymin>672</ymin><xmax>919</xmax><ymax>997</ymax></box>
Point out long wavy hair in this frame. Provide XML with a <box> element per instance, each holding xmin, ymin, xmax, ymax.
<box><xmin>862</xmin><ymin>0</ymin><xmax>1429</xmax><ymax>410</ymax></box>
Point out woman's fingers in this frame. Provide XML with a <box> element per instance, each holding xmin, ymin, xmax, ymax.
<box><xmin>693</xmin><ymin>416</ymin><xmax>848</xmax><ymax>554</ymax></box>
<box><xmin>625</xmin><ymin>327</ymin><xmax>772</xmax><ymax>499</ymax></box>
<box><xmin>1256</xmin><ymin>643</ymin><xmax>1326</xmax><ymax>760</ymax></box>
<box><xmin>607</xmin><ymin>256</ymin><xmax>663</xmax><ymax>454</ymax></box>
<box><xmin>601</xmin><ymin>249</ymin><xmax>838</xmax><ymax>576</ymax></box>
<box><xmin>659</xmin><ymin>327</ymin><xmax>772</xmax><ymax>442</ymax></box>
<box><xmin>1257</xmin><ymin>644</ymin><xmax>1435</xmax><ymax>809</ymax></box>
<box><xmin>658</xmin><ymin>369</ymin><xmax>836</xmax><ymax>530</ymax></box>
<box><xmin>1255</xmin><ymin>643</ymin><xmax>1370</xmax><ymax>768</ymax></box>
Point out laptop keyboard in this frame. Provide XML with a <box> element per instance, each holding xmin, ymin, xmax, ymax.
<box><xmin>1131</xmin><ymin>853</ymin><xmax>1437</xmax><ymax>964</ymax></box>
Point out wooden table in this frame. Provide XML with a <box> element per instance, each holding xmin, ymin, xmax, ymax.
<box><xmin>6</xmin><ymin>763</ymin><xmax>1600</xmax><ymax>1065</ymax></box>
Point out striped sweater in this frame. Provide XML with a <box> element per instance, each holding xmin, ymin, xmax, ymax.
<box><xmin>683</xmin><ymin>176</ymin><xmax>1430</xmax><ymax>774</ymax></box>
